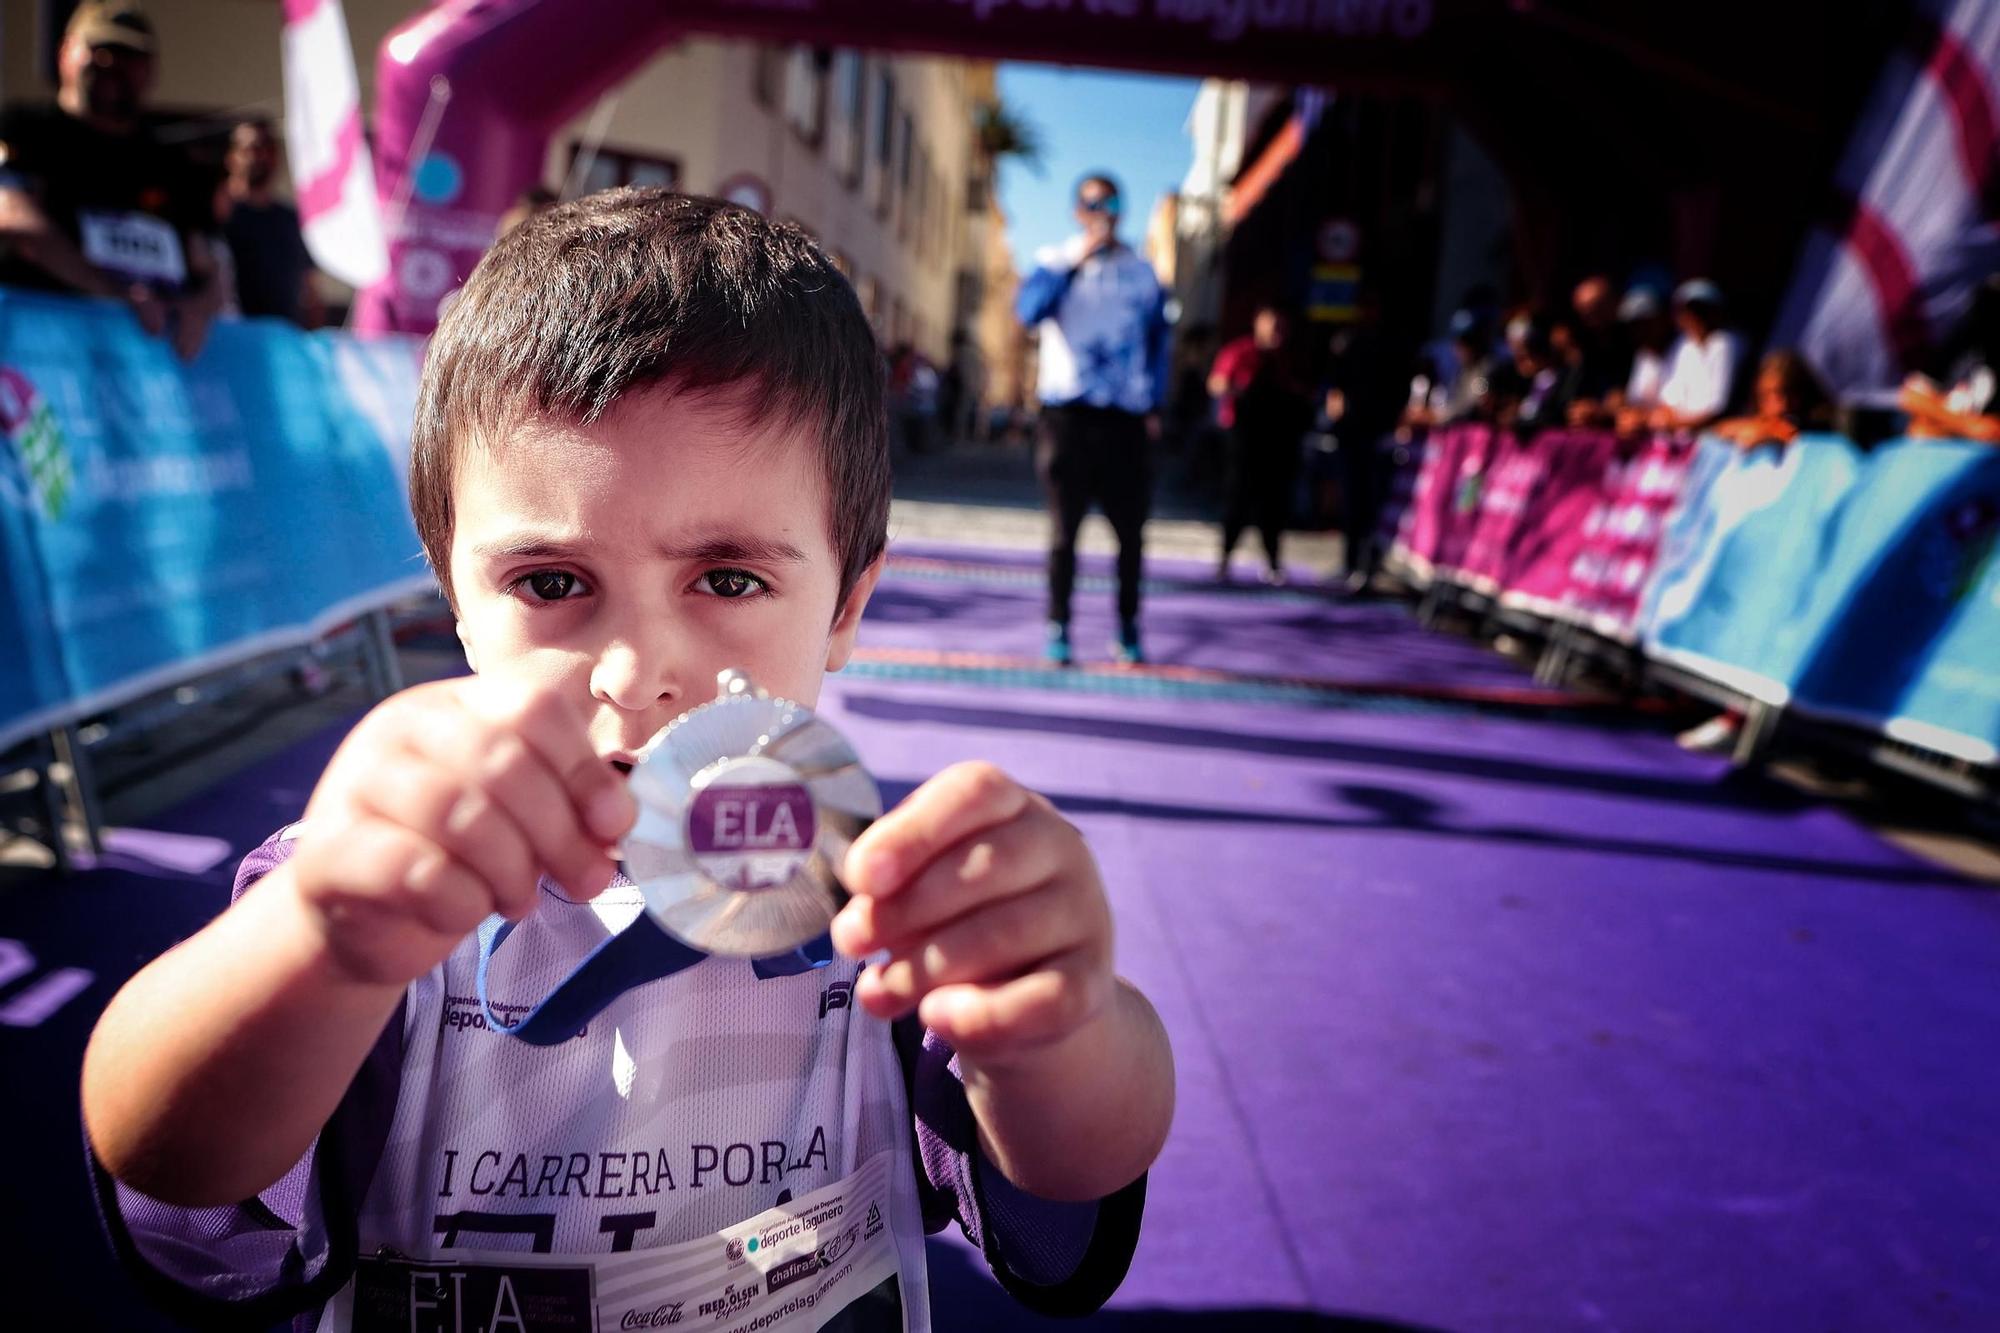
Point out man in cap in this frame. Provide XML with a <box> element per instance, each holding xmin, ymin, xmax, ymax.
<box><xmin>0</xmin><ymin>2</ymin><xmax>221</xmax><ymax>358</ymax></box>
<box><xmin>1647</xmin><ymin>278</ymin><xmax>1744</xmax><ymax>432</ymax></box>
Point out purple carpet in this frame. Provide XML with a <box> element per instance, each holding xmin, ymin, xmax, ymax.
<box><xmin>5</xmin><ymin>541</ymin><xmax>1996</xmax><ymax>1331</ymax></box>
<box><xmin>868</xmin><ymin>543</ymin><xmax>1555</xmax><ymax>695</ymax></box>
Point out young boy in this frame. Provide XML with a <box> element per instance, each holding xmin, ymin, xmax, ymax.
<box><xmin>82</xmin><ymin>190</ymin><xmax>1174</xmax><ymax>1332</ymax></box>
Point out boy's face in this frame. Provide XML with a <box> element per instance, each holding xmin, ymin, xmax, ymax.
<box><xmin>448</xmin><ymin>384</ymin><xmax>879</xmax><ymax>769</ymax></box>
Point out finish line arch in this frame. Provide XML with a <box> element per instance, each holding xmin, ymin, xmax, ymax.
<box><xmin>356</xmin><ymin>0</ymin><xmax>1489</xmax><ymax>332</ymax></box>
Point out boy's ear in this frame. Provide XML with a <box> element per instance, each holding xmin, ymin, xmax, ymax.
<box><xmin>455</xmin><ymin>619</ymin><xmax>478</xmax><ymax>673</ymax></box>
<box><xmin>824</xmin><ymin>553</ymin><xmax>885</xmax><ymax>673</ymax></box>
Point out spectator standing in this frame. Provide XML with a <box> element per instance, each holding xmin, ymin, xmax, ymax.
<box><xmin>1016</xmin><ymin>171</ymin><xmax>1169</xmax><ymax>665</ymax></box>
<box><xmin>1322</xmin><ymin>303</ymin><xmax>1393</xmax><ymax>591</ymax></box>
<box><xmin>1609</xmin><ymin>287</ymin><xmax>1674</xmax><ymax>433</ymax></box>
<box><xmin>0</xmin><ymin>2</ymin><xmax>221</xmax><ymax>359</ymax></box>
<box><xmin>1902</xmin><ymin>276</ymin><xmax>2000</xmax><ymax>444</ymax></box>
<box><xmin>1210</xmin><ymin>305</ymin><xmax>1312</xmax><ymax>584</ymax></box>
<box><xmin>937</xmin><ymin>333</ymin><xmax>970</xmax><ymax>448</ymax></box>
<box><xmin>219</xmin><ymin>118</ymin><xmax>319</xmax><ymax>326</ymax></box>
<box><xmin>1505</xmin><ymin>312</ymin><xmax>1574</xmax><ymax>437</ymax></box>
<box><xmin>1714</xmin><ymin>350</ymin><xmax>1833</xmax><ymax>449</ymax></box>
<box><xmin>1649</xmin><ymin>278</ymin><xmax>1745</xmax><ymax>432</ymax></box>
<box><xmin>1563</xmin><ymin>275</ymin><xmax>1633</xmax><ymax>424</ymax></box>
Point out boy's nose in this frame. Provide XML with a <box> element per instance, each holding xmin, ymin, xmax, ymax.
<box><xmin>588</xmin><ymin>637</ymin><xmax>681</xmax><ymax>715</ymax></box>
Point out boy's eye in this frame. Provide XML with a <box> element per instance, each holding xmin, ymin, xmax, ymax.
<box><xmin>697</xmin><ymin>568</ymin><xmax>769</xmax><ymax>599</ymax></box>
<box><xmin>515</xmin><ymin>569</ymin><xmax>587</xmax><ymax>602</ymax></box>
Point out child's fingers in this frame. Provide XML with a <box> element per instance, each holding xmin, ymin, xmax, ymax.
<box><xmin>409</xmin><ymin>709</ymin><xmax>621</xmax><ymax>900</ymax></box>
<box><xmin>295</xmin><ymin>821</ymin><xmax>495</xmax><ymax>984</ymax></box>
<box><xmin>351</xmin><ymin>753</ymin><xmax>543</xmax><ymax>920</ymax></box>
<box><xmin>832</xmin><ymin>813</ymin><xmax>1072</xmax><ymax>958</ymax></box>
<box><xmin>854</xmin><ymin>885</ymin><xmax>1086</xmax><ymax>1018</ymax></box>
<box><xmin>844</xmin><ymin>762</ymin><xmax>1033</xmax><ymax>899</ymax></box>
<box><xmin>461</xmin><ymin>680</ymin><xmax>636</xmax><ymax>845</ymax></box>
<box><xmin>914</xmin><ymin>951</ymin><xmax>1112</xmax><ymax>1059</ymax></box>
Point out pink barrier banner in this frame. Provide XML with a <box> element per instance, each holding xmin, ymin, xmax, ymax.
<box><xmin>1495</xmin><ymin>429</ymin><xmax>1635</xmax><ymax>619</ymax></box>
<box><xmin>1456</xmin><ymin>427</ymin><xmax>1544</xmax><ymax>591</ymax></box>
<box><xmin>1431</xmin><ymin>422</ymin><xmax>1505</xmax><ymax>576</ymax></box>
<box><xmin>1559</xmin><ymin>431</ymin><xmax>1699</xmax><ymax>640</ymax></box>
<box><xmin>1390</xmin><ymin>422</ymin><xmax>1487</xmax><ymax>580</ymax></box>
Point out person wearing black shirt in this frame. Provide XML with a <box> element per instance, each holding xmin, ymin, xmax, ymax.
<box><xmin>0</xmin><ymin>2</ymin><xmax>220</xmax><ymax>359</ymax></box>
<box><xmin>220</xmin><ymin>118</ymin><xmax>319</xmax><ymax>326</ymax></box>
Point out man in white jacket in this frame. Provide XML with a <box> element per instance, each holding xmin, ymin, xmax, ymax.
<box><xmin>1015</xmin><ymin>173</ymin><xmax>1170</xmax><ymax>666</ymax></box>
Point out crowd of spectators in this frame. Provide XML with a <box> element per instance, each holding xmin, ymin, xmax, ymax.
<box><xmin>0</xmin><ymin>2</ymin><xmax>327</xmax><ymax>356</ymax></box>
<box><xmin>1396</xmin><ymin>275</ymin><xmax>1755</xmax><ymax>446</ymax></box>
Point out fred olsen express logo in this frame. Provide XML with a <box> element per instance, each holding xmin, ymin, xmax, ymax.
<box><xmin>696</xmin><ymin>1279</ymin><xmax>759</xmax><ymax>1320</ymax></box>
<box><xmin>0</xmin><ymin>365</ymin><xmax>72</xmax><ymax>519</ymax></box>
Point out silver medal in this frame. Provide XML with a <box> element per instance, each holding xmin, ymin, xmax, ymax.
<box><xmin>620</xmin><ymin>669</ymin><xmax>879</xmax><ymax>957</ymax></box>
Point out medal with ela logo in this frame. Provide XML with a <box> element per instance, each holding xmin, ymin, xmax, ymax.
<box><xmin>476</xmin><ymin>670</ymin><xmax>880</xmax><ymax>1044</ymax></box>
<box><xmin>623</xmin><ymin>669</ymin><xmax>880</xmax><ymax>957</ymax></box>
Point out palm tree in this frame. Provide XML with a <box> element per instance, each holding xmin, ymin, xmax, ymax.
<box><xmin>975</xmin><ymin>100</ymin><xmax>1044</xmax><ymax>175</ymax></box>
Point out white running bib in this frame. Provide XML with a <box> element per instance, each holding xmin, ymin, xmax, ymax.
<box><xmin>79</xmin><ymin>208</ymin><xmax>186</xmax><ymax>287</ymax></box>
<box><xmin>329</xmin><ymin>1150</ymin><xmax>909</xmax><ymax>1333</ymax></box>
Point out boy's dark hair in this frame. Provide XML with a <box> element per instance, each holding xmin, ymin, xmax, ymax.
<box><xmin>411</xmin><ymin>187</ymin><xmax>890</xmax><ymax>609</ymax></box>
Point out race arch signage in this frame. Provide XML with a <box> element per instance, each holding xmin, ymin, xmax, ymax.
<box><xmin>356</xmin><ymin>0</ymin><xmax>1495</xmax><ymax>333</ymax></box>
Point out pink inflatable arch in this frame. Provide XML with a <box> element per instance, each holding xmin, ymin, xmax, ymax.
<box><xmin>355</xmin><ymin>0</ymin><xmax>1470</xmax><ymax>333</ymax></box>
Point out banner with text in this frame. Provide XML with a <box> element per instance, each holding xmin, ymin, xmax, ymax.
<box><xmin>0</xmin><ymin>291</ymin><xmax>428</xmax><ymax>752</ymax></box>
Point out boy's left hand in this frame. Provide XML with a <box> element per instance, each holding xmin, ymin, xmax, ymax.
<box><xmin>831</xmin><ymin>762</ymin><xmax>1114</xmax><ymax>1066</ymax></box>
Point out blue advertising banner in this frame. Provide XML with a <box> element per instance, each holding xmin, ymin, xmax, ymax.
<box><xmin>1639</xmin><ymin>434</ymin><xmax>1864</xmax><ymax>701</ymax></box>
<box><xmin>0</xmin><ymin>290</ymin><xmax>428</xmax><ymax>752</ymax></box>
<box><xmin>1638</xmin><ymin>431</ymin><xmax>2000</xmax><ymax>760</ymax></box>
<box><xmin>1789</xmin><ymin>440</ymin><xmax>2000</xmax><ymax>763</ymax></box>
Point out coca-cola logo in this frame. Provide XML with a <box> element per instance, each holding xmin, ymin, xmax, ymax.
<box><xmin>619</xmin><ymin>1301</ymin><xmax>683</xmax><ymax>1328</ymax></box>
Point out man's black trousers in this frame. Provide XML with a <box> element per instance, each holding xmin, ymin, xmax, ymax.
<box><xmin>1036</xmin><ymin>403</ymin><xmax>1151</xmax><ymax>626</ymax></box>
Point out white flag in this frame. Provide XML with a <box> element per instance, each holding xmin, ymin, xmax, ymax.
<box><xmin>281</xmin><ymin>0</ymin><xmax>388</xmax><ymax>289</ymax></box>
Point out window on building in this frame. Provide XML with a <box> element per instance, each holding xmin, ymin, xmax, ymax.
<box><xmin>783</xmin><ymin>46</ymin><xmax>828</xmax><ymax>148</ymax></box>
<box><xmin>874</xmin><ymin>73</ymin><xmax>897</xmax><ymax>218</ymax></box>
<box><xmin>836</xmin><ymin>52</ymin><xmax>866</xmax><ymax>186</ymax></box>
<box><xmin>897</xmin><ymin>118</ymin><xmax>915</xmax><ymax>239</ymax></box>
<box><xmin>876</xmin><ymin>72</ymin><xmax>896</xmax><ymax>167</ymax></box>
<box><xmin>567</xmin><ymin>142</ymin><xmax>681</xmax><ymax>197</ymax></box>
<box><xmin>954</xmin><ymin>269</ymin><xmax>982</xmax><ymax>333</ymax></box>
<box><xmin>753</xmin><ymin>46</ymin><xmax>782</xmax><ymax>108</ymax></box>
<box><xmin>966</xmin><ymin>166</ymin><xmax>990</xmax><ymax>214</ymax></box>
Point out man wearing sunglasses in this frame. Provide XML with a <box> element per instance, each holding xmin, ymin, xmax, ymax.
<box><xmin>1016</xmin><ymin>172</ymin><xmax>1170</xmax><ymax>666</ymax></box>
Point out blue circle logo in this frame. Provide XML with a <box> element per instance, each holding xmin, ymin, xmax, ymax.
<box><xmin>413</xmin><ymin>152</ymin><xmax>463</xmax><ymax>205</ymax></box>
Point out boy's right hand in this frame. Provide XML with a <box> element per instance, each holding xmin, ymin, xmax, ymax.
<box><xmin>286</xmin><ymin>679</ymin><xmax>636</xmax><ymax>987</ymax></box>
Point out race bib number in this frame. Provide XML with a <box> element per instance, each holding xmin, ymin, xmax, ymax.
<box><xmin>352</xmin><ymin>1258</ymin><xmax>595</xmax><ymax>1333</ymax></box>
<box><xmin>336</xmin><ymin>1150</ymin><xmax>905</xmax><ymax>1333</ymax></box>
<box><xmin>78</xmin><ymin>208</ymin><xmax>186</xmax><ymax>288</ymax></box>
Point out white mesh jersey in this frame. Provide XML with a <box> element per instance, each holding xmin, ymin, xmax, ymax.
<box><xmin>96</xmin><ymin>825</ymin><xmax>1142</xmax><ymax>1333</ymax></box>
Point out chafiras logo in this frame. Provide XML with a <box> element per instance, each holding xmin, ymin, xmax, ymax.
<box><xmin>0</xmin><ymin>365</ymin><xmax>71</xmax><ymax>518</ymax></box>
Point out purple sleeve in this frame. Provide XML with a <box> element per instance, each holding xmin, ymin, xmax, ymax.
<box><xmin>901</xmin><ymin>1019</ymin><xmax>1146</xmax><ymax>1315</ymax></box>
<box><xmin>87</xmin><ymin>828</ymin><xmax>406</xmax><ymax>1331</ymax></box>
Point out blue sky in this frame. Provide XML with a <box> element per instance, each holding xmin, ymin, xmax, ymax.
<box><xmin>995</xmin><ymin>64</ymin><xmax>1200</xmax><ymax>275</ymax></box>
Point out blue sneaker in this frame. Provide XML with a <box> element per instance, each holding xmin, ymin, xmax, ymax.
<box><xmin>1115</xmin><ymin>621</ymin><xmax>1144</xmax><ymax>665</ymax></box>
<box><xmin>1045</xmin><ymin>621</ymin><xmax>1074</xmax><ymax>666</ymax></box>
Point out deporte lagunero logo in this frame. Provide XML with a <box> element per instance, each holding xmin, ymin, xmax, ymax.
<box><xmin>0</xmin><ymin>365</ymin><xmax>71</xmax><ymax>519</ymax></box>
